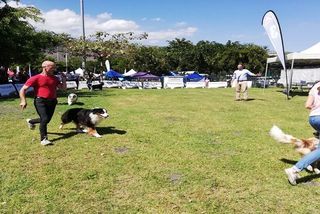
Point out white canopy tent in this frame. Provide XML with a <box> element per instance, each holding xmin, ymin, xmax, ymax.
<box><xmin>74</xmin><ymin>68</ymin><xmax>84</xmax><ymax>77</ymax></box>
<box><xmin>266</xmin><ymin>42</ymin><xmax>320</xmax><ymax>88</ymax></box>
<box><xmin>123</xmin><ymin>69</ymin><xmax>137</xmax><ymax>77</ymax></box>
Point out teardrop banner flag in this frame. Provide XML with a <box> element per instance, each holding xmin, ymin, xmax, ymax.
<box><xmin>105</xmin><ymin>60</ymin><xmax>110</xmax><ymax>71</ymax></box>
<box><xmin>262</xmin><ymin>10</ymin><xmax>289</xmax><ymax>99</ymax></box>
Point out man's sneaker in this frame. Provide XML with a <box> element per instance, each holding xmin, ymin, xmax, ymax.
<box><xmin>40</xmin><ymin>138</ymin><xmax>53</xmax><ymax>146</ymax></box>
<box><xmin>284</xmin><ymin>168</ymin><xmax>300</xmax><ymax>185</ymax></box>
<box><xmin>26</xmin><ymin>119</ymin><xmax>36</xmax><ymax>130</ymax></box>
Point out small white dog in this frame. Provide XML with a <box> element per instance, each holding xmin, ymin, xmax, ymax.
<box><xmin>67</xmin><ymin>93</ymin><xmax>78</xmax><ymax>105</ymax></box>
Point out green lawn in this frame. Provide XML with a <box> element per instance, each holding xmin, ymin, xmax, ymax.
<box><xmin>0</xmin><ymin>87</ymin><xmax>319</xmax><ymax>213</ymax></box>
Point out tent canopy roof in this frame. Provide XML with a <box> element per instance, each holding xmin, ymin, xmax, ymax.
<box><xmin>184</xmin><ymin>72</ymin><xmax>204</xmax><ymax>81</ymax></box>
<box><xmin>105</xmin><ymin>69</ymin><xmax>123</xmax><ymax>78</ymax></box>
<box><xmin>131</xmin><ymin>72</ymin><xmax>159</xmax><ymax>80</ymax></box>
<box><xmin>123</xmin><ymin>69</ymin><xmax>136</xmax><ymax>76</ymax></box>
<box><xmin>267</xmin><ymin>42</ymin><xmax>320</xmax><ymax>63</ymax></box>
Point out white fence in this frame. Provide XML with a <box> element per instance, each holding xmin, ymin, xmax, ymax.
<box><xmin>208</xmin><ymin>81</ymin><xmax>228</xmax><ymax>88</ymax></box>
<box><xmin>0</xmin><ymin>80</ymin><xmax>231</xmax><ymax>97</ymax></box>
<box><xmin>163</xmin><ymin>76</ymin><xmax>184</xmax><ymax>89</ymax></box>
<box><xmin>185</xmin><ymin>82</ymin><xmax>206</xmax><ymax>88</ymax></box>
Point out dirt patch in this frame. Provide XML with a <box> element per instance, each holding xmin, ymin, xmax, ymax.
<box><xmin>114</xmin><ymin>147</ymin><xmax>129</xmax><ymax>154</ymax></box>
<box><xmin>169</xmin><ymin>173</ymin><xmax>183</xmax><ymax>184</ymax></box>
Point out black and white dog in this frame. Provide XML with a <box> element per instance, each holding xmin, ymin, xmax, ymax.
<box><xmin>59</xmin><ymin>108</ymin><xmax>109</xmax><ymax>138</ymax></box>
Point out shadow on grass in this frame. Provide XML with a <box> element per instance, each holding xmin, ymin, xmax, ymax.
<box><xmin>235</xmin><ymin>98</ymin><xmax>266</xmax><ymax>102</ymax></box>
<box><xmin>0</xmin><ymin>97</ymin><xmax>18</xmax><ymax>102</ymax></box>
<box><xmin>48</xmin><ymin>131</ymin><xmax>78</xmax><ymax>142</ymax></box>
<box><xmin>280</xmin><ymin>158</ymin><xmax>297</xmax><ymax>165</ymax></box>
<box><xmin>277</xmin><ymin>89</ymin><xmax>309</xmax><ymax>98</ymax></box>
<box><xmin>244</xmin><ymin>98</ymin><xmax>268</xmax><ymax>101</ymax></box>
<box><xmin>48</xmin><ymin>126</ymin><xmax>126</xmax><ymax>142</ymax></box>
<box><xmin>57</xmin><ymin>102</ymin><xmax>85</xmax><ymax>106</ymax></box>
<box><xmin>297</xmin><ymin>174</ymin><xmax>320</xmax><ymax>185</ymax></box>
<box><xmin>96</xmin><ymin>126</ymin><xmax>127</xmax><ymax>135</ymax></box>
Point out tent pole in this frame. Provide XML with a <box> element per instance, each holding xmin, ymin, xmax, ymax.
<box><xmin>263</xmin><ymin>62</ymin><xmax>269</xmax><ymax>92</ymax></box>
<box><xmin>289</xmin><ymin>58</ymin><xmax>294</xmax><ymax>91</ymax></box>
<box><xmin>285</xmin><ymin>66</ymin><xmax>289</xmax><ymax>100</ymax></box>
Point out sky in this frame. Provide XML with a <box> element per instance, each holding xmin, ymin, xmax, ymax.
<box><xmin>4</xmin><ymin>0</ymin><xmax>320</xmax><ymax>52</ymax></box>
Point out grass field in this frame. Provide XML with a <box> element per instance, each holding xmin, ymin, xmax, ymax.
<box><xmin>1</xmin><ymin>87</ymin><xmax>320</xmax><ymax>213</ymax></box>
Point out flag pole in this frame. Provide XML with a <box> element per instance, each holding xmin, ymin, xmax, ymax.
<box><xmin>28</xmin><ymin>64</ymin><xmax>32</xmax><ymax>77</ymax></box>
<box><xmin>80</xmin><ymin>0</ymin><xmax>86</xmax><ymax>72</ymax></box>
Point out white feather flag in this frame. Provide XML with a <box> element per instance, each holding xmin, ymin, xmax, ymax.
<box><xmin>105</xmin><ymin>60</ymin><xmax>110</xmax><ymax>71</ymax></box>
<box><xmin>262</xmin><ymin>10</ymin><xmax>289</xmax><ymax>98</ymax></box>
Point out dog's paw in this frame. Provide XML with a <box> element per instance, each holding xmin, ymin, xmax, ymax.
<box><xmin>93</xmin><ymin>133</ymin><xmax>102</xmax><ymax>138</ymax></box>
<box><xmin>76</xmin><ymin>129</ymin><xmax>86</xmax><ymax>133</ymax></box>
<box><xmin>59</xmin><ymin>125</ymin><xmax>64</xmax><ymax>129</ymax></box>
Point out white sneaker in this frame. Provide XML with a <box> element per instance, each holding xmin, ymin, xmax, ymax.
<box><xmin>40</xmin><ymin>138</ymin><xmax>53</xmax><ymax>146</ymax></box>
<box><xmin>284</xmin><ymin>168</ymin><xmax>300</xmax><ymax>185</ymax></box>
<box><xmin>26</xmin><ymin>119</ymin><xmax>36</xmax><ymax>130</ymax></box>
<box><xmin>307</xmin><ymin>165</ymin><xmax>313</xmax><ymax>171</ymax></box>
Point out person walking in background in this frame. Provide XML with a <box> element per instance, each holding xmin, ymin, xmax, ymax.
<box><xmin>19</xmin><ymin>60</ymin><xmax>66</xmax><ymax>146</ymax></box>
<box><xmin>284</xmin><ymin>82</ymin><xmax>320</xmax><ymax>185</ymax></box>
<box><xmin>232</xmin><ymin>63</ymin><xmax>259</xmax><ymax>101</ymax></box>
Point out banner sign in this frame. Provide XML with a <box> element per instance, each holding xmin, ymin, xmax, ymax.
<box><xmin>0</xmin><ymin>84</ymin><xmax>18</xmax><ymax>97</ymax></box>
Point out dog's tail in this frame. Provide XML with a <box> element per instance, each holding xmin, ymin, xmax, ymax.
<box><xmin>269</xmin><ymin>125</ymin><xmax>297</xmax><ymax>144</ymax></box>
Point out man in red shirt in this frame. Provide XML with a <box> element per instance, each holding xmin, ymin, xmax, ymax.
<box><xmin>19</xmin><ymin>61</ymin><xmax>66</xmax><ymax>146</ymax></box>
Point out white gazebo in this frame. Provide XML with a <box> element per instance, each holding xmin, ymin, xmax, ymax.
<box><xmin>266</xmin><ymin>42</ymin><xmax>320</xmax><ymax>88</ymax></box>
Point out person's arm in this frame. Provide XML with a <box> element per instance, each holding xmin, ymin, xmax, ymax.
<box><xmin>19</xmin><ymin>85</ymin><xmax>29</xmax><ymax>110</ymax></box>
<box><xmin>231</xmin><ymin>71</ymin><xmax>236</xmax><ymax>82</ymax></box>
<box><xmin>246</xmin><ymin>70</ymin><xmax>258</xmax><ymax>77</ymax></box>
<box><xmin>305</xmin><ymin>94</ymin><xmax>315</xmax><ymax>110</ymax></box>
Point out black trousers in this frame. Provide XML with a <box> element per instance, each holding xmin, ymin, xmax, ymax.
<box><xmin>30</xmin><ymin>97</ymin><xmax>57</xmax><ymax>140</ymax></box>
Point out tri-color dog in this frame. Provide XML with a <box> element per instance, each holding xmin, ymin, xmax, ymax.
<box><xmin>59</xmin><ymin>108</ymin><xmax>109</xmax><ymax>138</ymax></box>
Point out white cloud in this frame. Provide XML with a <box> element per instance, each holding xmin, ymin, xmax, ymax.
<box><xmin>0</xmin><ymin>1</ymin><xmax>25</xmax><ymax>7</ymax></box>
<box><xmin>30</xmin><ymin>9</ymin><xmax>139</xmax><ymax>36</ymax></box>
<box><xmin>96</xmin><ymin>12</ymin><xmax>112</xmax><ymax>21</ymax></box>
<box><xmin>151</xmin><ymin>17</ymin><xmax>162</xmax><ymax>22</ymax></box>
<box><xmin>2</xmin><ymin>2</ymin><xmax>197</xmax><ymax>44</ymax></box>
<box><xmin>176</xmin><ymin>22</ymin><xmax>187</xmax><ymax>27</ymax></box>
<box><xmin>148</xmin><ymin>27</ymin><xmax>198</xmax><ymax>40</ymax></box>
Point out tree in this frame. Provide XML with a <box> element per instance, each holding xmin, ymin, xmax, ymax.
<box><xmin>0</xmin><ymin>1</ymin><xmax>64</xmax><ymax>67</ymax></box>
<box><xmin>166</xmin><ymin>38</ymin><xmax>197</xmax><ymax>71</ymax></box>
<box><xmin>65</xmin><ymin>32</ymin><xmax>148</xmax><ymax>72</ymax></box>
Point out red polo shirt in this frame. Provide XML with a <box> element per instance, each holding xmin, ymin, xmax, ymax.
<box><xmin>25</xmin><ymin>74</ymin><xmax>60</xmax><ymax>99</ymax></box>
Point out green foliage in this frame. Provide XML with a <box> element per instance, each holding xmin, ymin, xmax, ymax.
<box><xmin>65</xmin><ymin>32</ymin><xmax>148</xmax><ymax>68</ymax></box>
<box><xmin>0</xmin><ymin>3</ymin><xmax>65</xmax><ymax>67</ymax></box>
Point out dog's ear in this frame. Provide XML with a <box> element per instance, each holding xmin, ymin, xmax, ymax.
<box><xmin>301</xmin><ymin>139</ymin><xmax>315</xmax><ymax>148</ymax></box>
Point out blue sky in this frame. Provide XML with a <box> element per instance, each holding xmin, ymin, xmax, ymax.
<box><xmin>10</xmin><ymin>0</ymin><xmax>320</xmax><ymax>52</ymax></box>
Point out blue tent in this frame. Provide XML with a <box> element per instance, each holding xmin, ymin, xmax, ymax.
<box><xmin>105</xmin><ymin>70</ymin><xmax>123</xmax><ymax>79</ymax></box>
<box><xmin>184</xmin><ymin>72</ymin><xmax>204</xmax><ymax>82</ymax></box>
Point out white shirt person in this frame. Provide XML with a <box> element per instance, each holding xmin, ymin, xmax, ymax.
<box><xmin>232</xmin><ymin>63</ymin><xmax>258</xmax><ymax>101</ymax></box>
